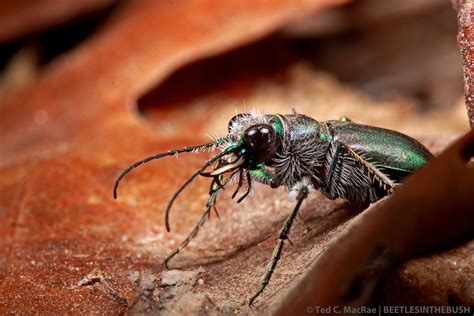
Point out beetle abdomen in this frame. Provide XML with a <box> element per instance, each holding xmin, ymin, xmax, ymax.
<box><xmin>321</xmin><ymin>143</ymin><xmax>382</xmax><ymax>208</ymax></box>
<box><xmin>321</xmin><ymin>121</ymin><xmax>433</xmax><ymax>208</ymax></box>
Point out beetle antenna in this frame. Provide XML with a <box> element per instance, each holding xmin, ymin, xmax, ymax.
<box><xmin>164</xmin><ymin>146</ymin><xmax>238</xmax><ymax>232</ymax></box>
<box><xmin>113</xmin><ymin>139</ymin><xmax>227</xmax><ymax>200</ymax></box>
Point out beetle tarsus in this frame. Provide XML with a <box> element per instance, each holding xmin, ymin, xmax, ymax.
<box><xmin>248</xmin><ymin>186</ymin><xmax>309</xmax><ymax>306</ymax></box>
<box><xmin>162</xmin><ymin>175</ymin><xmax>236</xmax><ymax>268</ymax></box>
<box><xmin>163</xmin><ymin>249</ymin><xmax>179</xmax><ymax>270</ymax></box>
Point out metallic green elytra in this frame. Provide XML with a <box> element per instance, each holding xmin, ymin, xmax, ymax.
<box><xmin>113</xmin><ymin>111</ymin><xmax>433</xmax><ymax>307</ymax></box>
<box><xmin>329</xmin><ymin>120</ymin><xmax>430</xmax><ymax>174</ymax></box>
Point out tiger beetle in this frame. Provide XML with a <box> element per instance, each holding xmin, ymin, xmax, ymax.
<box><xmin>113</xmin><ymin>112</ymin><xmax>433</xmax><ymax>307</ymax></box>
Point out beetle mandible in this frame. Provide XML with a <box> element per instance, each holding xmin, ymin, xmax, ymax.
<box><xmin>113</xmin><ymin>111</ymin><xmax>433</xmax><ymax>306</ymax></box>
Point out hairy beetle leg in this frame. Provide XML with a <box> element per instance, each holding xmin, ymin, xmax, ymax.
<box><xmin>163</xmin><ymin>171</ymin><xmax>238</xmax><ymax>269</ymax></box>
<box><xmin>163</xmin><ymin>189</ymin><xmax>220</xmax><ymax>269</ymax></box>
<box><xmin>249</xmin><ymin>186</ymin><xmax>309</xmax><ymax>307</ymax></box>
<box><xmin>340</xmin><ymin>144</ymin><xmax>396</xmax><ymax>194</ymax></box>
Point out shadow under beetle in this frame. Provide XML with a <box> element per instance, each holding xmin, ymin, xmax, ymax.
<box><xmin>113</xmin><ymin>112</ymin><xmax>433</xmax><ymax>306</ymax></box>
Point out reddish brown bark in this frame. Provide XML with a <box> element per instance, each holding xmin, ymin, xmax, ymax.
<box><xmin>454</xmin><ymin>0</ymin><xmax>474</xmax><ymax>127</ymax></box>
<box><xmin>0</xmin><ymin>1</ymin><xmax>471</xmax><ymax>314</ymax></box>
<box><xmin>0</xmin><ymin>1</ymin><xmax>346</xmax><ymax>314</ymax></box>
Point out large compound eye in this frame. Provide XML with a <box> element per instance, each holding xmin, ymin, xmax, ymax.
<box><xmin>228</xmin><ymin>113</ymin><xmax>251</xmax><ymax>132</ymax></box>
<box><xmin>243</xmin><ymin>124</ymin><xmax>275</xmax><ymax>150</ymax></box>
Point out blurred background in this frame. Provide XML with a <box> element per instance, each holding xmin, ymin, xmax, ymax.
<box><xmin>0</xmin><ymin>0</ymin><xmax>468</xmax><ymax>134</ymax></box>
<box><xmin>0</xmin><ymin>0</ymin><xmax>471</xmax><ymax>314</ymax></box>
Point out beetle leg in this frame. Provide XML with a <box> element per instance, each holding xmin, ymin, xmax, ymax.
<box><xmin>248</xmin><ymin>185</ymin><xmax>309</xmax><ymax>307</ymax></box>
<box><xmin>250</xmin><ymin>166</ymin><xmax>282</xmax><ymax>188</ymax></box>
<box><xmin>164</xmin><ymin>171</ymin><xmax>238</xmax><ymax>269</ymax></box>
<box><xmin>236</xmin><ymin>169</ymin><xmax>252</xmax><ymax>203</ymax></box>
<box><xmin>164</xmin><ymin>188</ymin><xmax>219</xmax><ymax>269</ymax></box>
<box><xmin>231</xmin><ymin>169</ymin><xmax>245</xmax><ymax>199</ymax></box>
<box><xmin>340</xmin><ymin>144</ymin><xmax>396</xmax><ymax>193</ymax></box>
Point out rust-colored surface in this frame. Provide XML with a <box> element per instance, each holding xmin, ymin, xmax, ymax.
<box><xmin>0</xmin><ymin>0</ymin><xmax>114</xmax><ymax>42</ymax></box>
<box><xmin>0</xmin><ymin>1</ymin><xmax>472</xmax><ymax>314</ymax></box>
<box><xmin>0</xmin><ymin>1</ymin><xmax>350</xmax><ymax>314</ymax></box>
<box><xmin>455</xmin><ymin>0</ymin><xmax>474</xmax><ymax>127</ymax></box>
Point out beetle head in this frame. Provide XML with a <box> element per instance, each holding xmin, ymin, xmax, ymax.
<box><xmin>206</xmin><ymin>113</ymin><xmax>282</xmax><ymax>177</ymax></box>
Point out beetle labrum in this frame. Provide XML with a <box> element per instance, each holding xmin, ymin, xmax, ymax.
<box><xmin>113</xmin><ymin>112</ymin><xmax>433</xmax><ymax>306</ymax></box>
